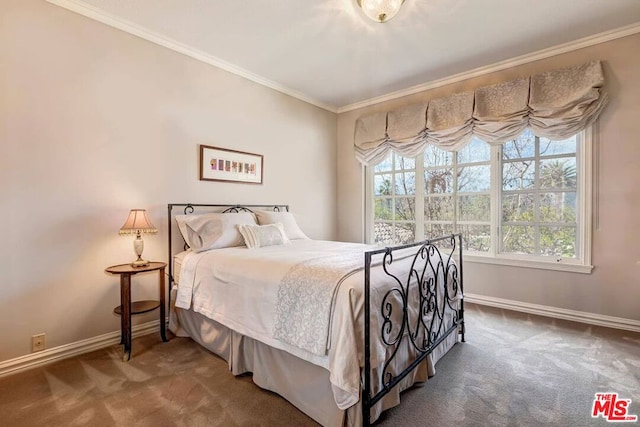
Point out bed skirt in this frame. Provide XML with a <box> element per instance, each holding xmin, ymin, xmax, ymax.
<box><xmin>170</xmin><ymin>300</ymin><xmax>458</xmax><ymax>426</ymax></box>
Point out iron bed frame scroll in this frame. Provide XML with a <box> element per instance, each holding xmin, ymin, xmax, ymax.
<box><xmin>362</xmin><ymin>234</ymin><xmax>464</xmax><ymax>426</ymax></box>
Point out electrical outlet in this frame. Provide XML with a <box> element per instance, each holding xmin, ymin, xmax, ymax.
<box><xmin>32</xmin><ymin>333</ymin><xmax>46</xmax><ymax>352</ymax></box>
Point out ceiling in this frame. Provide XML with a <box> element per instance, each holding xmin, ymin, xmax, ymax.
<box><xmin>49</xmin><ymin>0</ymin><xmax>640</xmax><ymax>111</ymax></box>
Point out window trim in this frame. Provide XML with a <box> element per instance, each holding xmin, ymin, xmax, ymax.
<box><xmin>464</xmin><ymin>253</ymin><xmax>593</xmax><ymax>273</ymax></box>
<box><xmin>365</xmin><ymin>127</ymin><xmax>594</xmax><ymax>274</ymax></box>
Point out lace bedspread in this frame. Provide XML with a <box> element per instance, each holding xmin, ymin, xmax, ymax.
<box><xmin>273</xmin><ymin>251</ymin><xmax>365</xmax><ymax>356</ymax></box>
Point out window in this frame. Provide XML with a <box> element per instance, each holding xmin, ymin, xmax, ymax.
<box><xmin>501</xmin><ymin>130</ymin><xmax>580</xmax><ymax>258</ymax></box>
<box><xmin>372</xmin><ymin>155</ymin><xmax>416</xmax><ymax>244</ymax></box>
<box><xmin>367</xmin><ymin>128</ymin><xmax>592</xmax><ymax>273</ymax></box>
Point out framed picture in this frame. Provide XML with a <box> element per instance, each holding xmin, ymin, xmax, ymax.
<box><xmin>199</xmin><ymin>145</ymin><xmax>263</xmax><ymax>184</ymax></box>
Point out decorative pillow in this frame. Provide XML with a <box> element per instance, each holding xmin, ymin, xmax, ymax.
<box><xmin>238</xmin><ymin>223</ymin><xmax>289</xmax><ymax>249</ymax></box>
<box><xmin>255</xmin><ymin>211</ymin><xmax>308</xmax><ymax>240</ymax></box>
<box><xmin>175</xmin><ymin>212</ymin><xmax>257</xmax><ymax>252</ymax></box>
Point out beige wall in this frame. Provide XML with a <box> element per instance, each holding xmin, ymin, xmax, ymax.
<box><xmin>0</xmin><ymin>0</ymin><xmax>337</xmax><ymax>361</ymax></box>
<box><xmin>337</xmin><ymin>33</ymin><xmax>640</xmax><ymax>322</ymax></box>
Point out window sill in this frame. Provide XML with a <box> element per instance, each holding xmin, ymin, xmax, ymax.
<box><xmin>464</xmin><ymin>254</ymin><xmax>593</xmax><ymax>274</ymax></box>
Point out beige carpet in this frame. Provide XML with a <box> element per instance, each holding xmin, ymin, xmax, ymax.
<box><xmin>1</xmin><ymin>303</ymin><xmax>639</xmax><ymax>426</ymax></box>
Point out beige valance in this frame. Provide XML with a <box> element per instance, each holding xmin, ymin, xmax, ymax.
<box><xmin>354</xmin><ymin>60</ymin><xmax>607</xmax><ymax>165</ymax></box>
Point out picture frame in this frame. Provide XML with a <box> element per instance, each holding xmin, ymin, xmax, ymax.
<box><xmin>199</xmin><ymin>144</ymin><xmax>263</xmax><ymax>184</ymax></box>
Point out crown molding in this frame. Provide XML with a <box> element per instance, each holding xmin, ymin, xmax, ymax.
<box><xmin>45</xmin><ymin>0</ymin><xmax>338</xmax><ymax>113</ymax></box>
<box><xmin>337</xmin><ymin>21</ymin><xmax>640</xmax><ymax>113</ymax></box>
<box><xmin>43</xmin><ymin>0</ymin><xmax>640</xmax><ymax>115</ymax></box>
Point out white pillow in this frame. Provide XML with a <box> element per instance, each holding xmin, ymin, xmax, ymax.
<box><xmin>238</xmin><ymin>223</ymin><xmax>289</xmax><ymax>249</ymax></box>
<box><xmin>175</xmin><ymin>212</ymin><xmax>256</xmax><ymax>252</ymax></box>
<box><xmin>255</xmin><ymin>211</ymin><xmax>309</xmax><ymax>240</ymax></box>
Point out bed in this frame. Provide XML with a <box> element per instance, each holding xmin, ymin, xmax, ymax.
<box><xmin>167</xmin><ymin>203</ymin><xmax>464</xmax><ymax>426</ymax></box>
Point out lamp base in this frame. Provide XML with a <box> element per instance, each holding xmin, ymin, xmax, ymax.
<box><xmin>131</xmin><ymin>235</ymin><xmax>149</xmax><ymax>267</ymax></box>
<box><xmin>131</xmin><ymin>258</ymin><xmax>149</xmax><ymax>268</ymax></box>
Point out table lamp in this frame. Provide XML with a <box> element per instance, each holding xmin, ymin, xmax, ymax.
<box><xmin>119</xmin><ymin>209</ymin><xmax>158</xmax><ymax>267</ymax></box>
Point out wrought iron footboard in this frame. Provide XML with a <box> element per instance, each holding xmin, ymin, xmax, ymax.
<box><xmin>362</xmin><ymin>234</ymin><xmax>465</xmax><ymax>426</ymax></box>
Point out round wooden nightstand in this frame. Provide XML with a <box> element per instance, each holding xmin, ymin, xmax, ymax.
<box><xmin>105</xmin><ymin>262</ymin><xmax>168</xmax><ymax>361</ymax></box>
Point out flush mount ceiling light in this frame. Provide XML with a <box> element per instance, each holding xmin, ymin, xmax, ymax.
<box><xmin>357</xmin><ymin>0</ymin><xmax>405</xmax><ymax>23</ymax></box>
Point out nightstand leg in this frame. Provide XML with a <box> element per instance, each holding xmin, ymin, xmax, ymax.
<box><xmin>121</xmin><ymin>274</ymin><xmax>132</xmax><ymax>361</ymax></box>
<box><xmin>119</xmin><ymin>276</ymin><xmax>125</xmax><ymax>345</ymax></box>
<box><xmin>159</xmin><ymin>267</ymin><xmax>167</xmax><ymax>342</ymax></box>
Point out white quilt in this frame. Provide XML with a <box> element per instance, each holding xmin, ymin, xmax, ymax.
<box><xmin>174</xmin><ymin>239</ymin><xmax>456</xmax><ymax>410</ymax></box>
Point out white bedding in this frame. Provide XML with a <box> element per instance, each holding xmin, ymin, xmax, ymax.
<box><xmin>174</xmin><ymin>239</ymin><xmax>459</xmax><ymax>411</ymax></box>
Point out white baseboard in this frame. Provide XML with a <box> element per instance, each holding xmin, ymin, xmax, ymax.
<box><xmin>465</xmin><ymin>293</ymin><xmax>640</xmax><ymax>333</ymax></box>
<box><xmin>3</xmin><ymin>297</ymin><xmax>638</xmax><ymax>377</ymax></box>
<box><xmin>0</xmin><ymin>320</ymin><xmax>161</xmax><ymax>378</ymax></box>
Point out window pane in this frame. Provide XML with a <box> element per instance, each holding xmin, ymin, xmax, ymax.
<box><xmin>540</xmin><ymin>226</ymin><xmax>576</xmax><ymax>258</ymax></box>
<box><xmin>424</xmin><ymin>145</ymin><xmax>453</xmax><ymax>167</ymax></box>
<box><xmin>373</xmin><ymin>222</ymin><xmax>415</xmax><ymax>245</ymax></box>
<box><xmin>396</xmin><ymin>156</ymin><xmax>416</xmax><ymax>170</ymax></box>
<box><xmin>425</xmin><ymin>169</ymin><xmax>453</xmax><ymax>193</ymax></box>
<box><xmin>395</xmin><ymin>198</ymin><xmax>416</xmax><ymax>221</ymax></box>
<box><xmin>395</xmin><ymin>172</ymin><xmax>416</xmax><ymax>195</ymax></box>
<box><xmin>457</xmin><ymin>138</ymin><xmax>490</xmax><ymax>163</ymax></box>
<box><xmin>425</xmin><ymin>196</ymin><xmax>453</xmax><ymax>221</ymax></box>
<box><xmin>424</xmin><ymin>223</ymin><xmax>454</xmax><ymax>239</ymax></box>
<box><xmin>540</xmin><ymin>158</ymin><xmax>577</xmax><ymax>190</ymax></box>
<box><xmin>503</xmin><ymin>160</ymin><xmax>536</xmax><ymax>190</ymax></box>
<box><xmin>539</xmin><ymin>192</ymin><xmax>576</xmax><ymax>223</ymax></box>
<box><xmin>502</xmin><ymin>225</ymin><xmax>535</xmax><ymax>254</ymax></box>
<box><xmin>395</xmin><ymin>223</ymin><xmax>416</xmax><ymax>244</ymax></box>
<box><xmin>503</xmin><ymin>129</ymin><xmax>535</xmax><ymax>159</ymax></box>
<box><xmin>458</xmin><ymin>194</ymin><xmax>490</xmax><ymax>221</ymax></box>
<box><xmin>374</xmin><ymin>174</ymin><xmax>392</xmax><ymax>196</ymax></box>
<box><xmin>373</xmin><ymin>222</ymin><xmax>395</xmax><ymax>245</ymax></box>
<box><xmin>459</xmin><ymin>165</ymin><xmax>491</xmax><ymax>192</ymax></box>
<box><xmin>459</xmin><ymin>224</ymin><xmax>491</xmax><ymax>252</ymax></box>
<box><xmin>371</xmin><ymin>152</ymin><xmax>417</xmax><ymax>246</ymax></box>
<box><xmin>375</xmin><ymin>198</ymin><xmax>393</xmax><ymax>220</ymax></box>
<box><xmin>374</xmin><ymin>154</ymin><xmax>392</xmax><ymax>172</ymax></box>
<box><xmin>539</xmin><ymin>136</ymin><xmax>577</xmax><ymax>156</ymax></box>
<box><xmin>502</xmin><ymin>193</ymin><xmax>535</xmax><ymax>222</ymax></box>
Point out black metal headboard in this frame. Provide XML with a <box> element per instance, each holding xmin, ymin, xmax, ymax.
<box><xmin>166</xmin><ymin>203</ymin><xmax>289</xmax><ymax>317</ymax></box>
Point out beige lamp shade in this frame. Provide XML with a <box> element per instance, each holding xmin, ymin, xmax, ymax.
<box><xmin>119</xmin><ymin>209</ymin><xmax>158</xmax><ymax>235</ymax></box>
<box><xmin>119</xmin><ymin>209</ymin><xmax>157</xmax><ymax>267</ymax></box>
